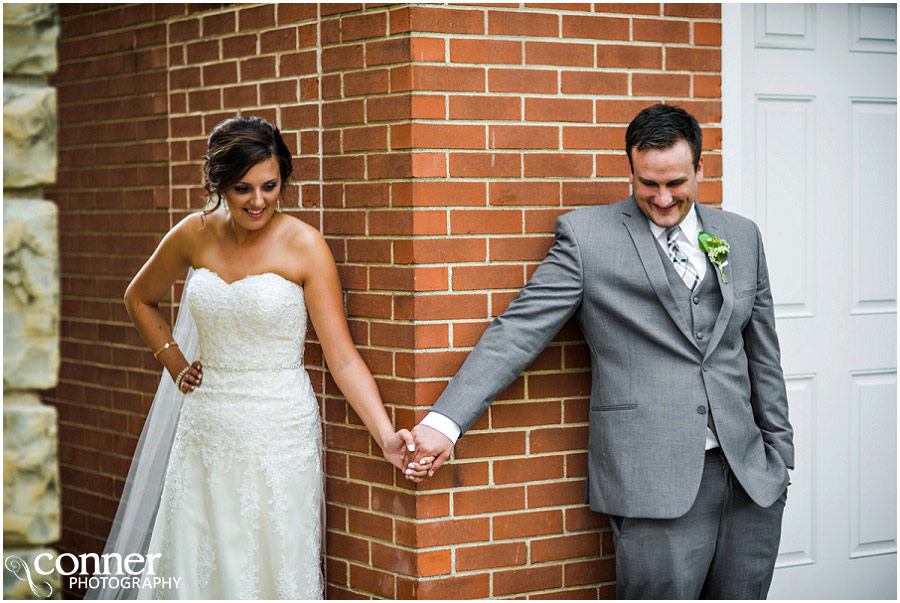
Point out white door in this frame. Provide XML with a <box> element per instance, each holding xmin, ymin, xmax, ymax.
<box><xmin>723</xmin><ymin>3</ymin><xmax>897</xmax><ymax>599</ymax></box>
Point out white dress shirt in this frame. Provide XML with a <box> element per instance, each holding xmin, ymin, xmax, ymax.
<box><xmin>421</xmin><ymin>204</ymin><xmax>719</xmax><ymax>450</ymax></box>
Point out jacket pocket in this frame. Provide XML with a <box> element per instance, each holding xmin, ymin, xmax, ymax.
<box><xmin>735</xmin><ymin>287</ymin><xmax>757</xmax><ymax>298</ymax></box>
<box><xmin>591</xmin><ymin>400</ymin><xmax>637</xmax><ymax>411</ymax></box>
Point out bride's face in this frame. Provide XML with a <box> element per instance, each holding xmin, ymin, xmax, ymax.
<box><xmin>222</xmin><ymin>156</ymin><xmax>282</xmax><ymax>229</ymax></box>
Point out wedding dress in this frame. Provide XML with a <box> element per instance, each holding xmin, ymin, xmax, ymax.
<box><xmin>137</xmin><ymin>267</ymin><xmax>324</xmax><ymax>599</ymax></box>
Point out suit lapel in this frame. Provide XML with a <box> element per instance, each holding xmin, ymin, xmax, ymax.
<box><xmin>621</xmin><ymin>197</ymin><xmax>701</xmax><ymax>353</ymax></box>
<box><xmin>695</xmin><ymin>202</ymin><xmax>734</xmax><ymax>361</ymax></box>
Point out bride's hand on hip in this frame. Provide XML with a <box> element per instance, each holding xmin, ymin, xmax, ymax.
<box><xmin>178</xmin><ymin>360</ymin><xmax>203</xmax><ymax>393</ymax></box>
<box><xmin>380</xmin><ymin>429</ymin><xmax>435</xmax><ymax>482</ymax></box>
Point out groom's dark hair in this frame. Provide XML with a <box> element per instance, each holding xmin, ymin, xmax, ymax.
<box><xmin>625</xmin><ymin>104</ymin><xmax>703</xmax><ymax>171</ymax></box>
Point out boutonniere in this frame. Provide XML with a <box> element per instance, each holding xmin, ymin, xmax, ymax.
<box><xmin>697</xmin><ymin>231</ymin><xmax>730</xmax><ymax>283</ymax></box>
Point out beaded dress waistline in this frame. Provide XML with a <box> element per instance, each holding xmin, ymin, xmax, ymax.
<box><xmin>201</xmin><ymin>361</ymin><xmax>304</xmax><ymax>372</ymax></box>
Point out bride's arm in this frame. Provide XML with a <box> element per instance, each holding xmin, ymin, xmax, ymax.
<box><xmin>299</xmin><ymin>226</ymin><xmax>430</xmax><ymax>479</ymax></box>
<box><xmin>124</xmin><ymin>213</ymin><xmax>202</xmax><ymax>392</ymax></box>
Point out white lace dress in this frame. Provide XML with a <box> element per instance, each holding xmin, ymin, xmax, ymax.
<box><xmin>138</xmin><ymin>267</ymin><xmax>324</xmax><ymax>600</ymax></box>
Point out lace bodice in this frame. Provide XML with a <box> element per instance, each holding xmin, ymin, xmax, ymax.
<box><xmin>186</xmin><ymin>267</ymin><xmax>307</xmax><ymax>370</ymax></box>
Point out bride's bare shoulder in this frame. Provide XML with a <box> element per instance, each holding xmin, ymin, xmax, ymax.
<box><xmin>169</xmin><ymin>210</ymin><xmax>222</xmax><ymax>258</ymax></box>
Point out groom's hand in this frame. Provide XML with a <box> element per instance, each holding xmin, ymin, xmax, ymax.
<box><xmin>410</xmin><ymin>424</ymin><xmax>453</xmax><ymax>477</ymax></box>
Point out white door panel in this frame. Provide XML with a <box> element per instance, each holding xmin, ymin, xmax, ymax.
<box><xmin>724</xmin><ymin>3</ymin><xmax>897</xmax><ymax>598</ymax></box>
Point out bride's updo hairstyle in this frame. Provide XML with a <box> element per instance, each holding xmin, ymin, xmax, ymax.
<box><xmin>201</xmin><ymin>115</ymin><xmax>294</xmax><ymax>216</ymax></box>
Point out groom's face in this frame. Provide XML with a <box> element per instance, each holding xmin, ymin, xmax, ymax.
<box><xmin>629</xmin><ymin>139</ymin><xmax>703</xmax><ymax>228</ymax></box>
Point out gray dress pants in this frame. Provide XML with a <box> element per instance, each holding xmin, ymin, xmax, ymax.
<box><xmin>608</xmin><ymin>448</ymin><xmax>788</xmax><ymax>599</ymax></box>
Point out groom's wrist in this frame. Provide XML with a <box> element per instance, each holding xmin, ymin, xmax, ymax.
<box><xmin>420</xmin><ymin>412</ymin><xmax>461</xmax><ymax>445</ymax></box>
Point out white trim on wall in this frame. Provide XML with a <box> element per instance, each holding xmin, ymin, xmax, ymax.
<box><xmin>722</xmin><ymin>2</ymin><xmax>743</xmax><ymax>216</ymax></box>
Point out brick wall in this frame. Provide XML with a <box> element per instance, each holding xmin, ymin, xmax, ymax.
<box><xmin>45</xmin><ymin>3</ymin><xmax>720</xmax><ymax>599</ymax></box>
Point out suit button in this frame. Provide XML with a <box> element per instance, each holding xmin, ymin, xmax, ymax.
<box><xmin>697</xmin><ymin>406</ymin><xmax>707</xmax><ymax>415</ymax></box>
<box><xmin>693</xmin><ymin>296</ymin><xmax>700</xmax><ymax>305</ymax></box>
<box><xmin>702</xmin><ymin>365</ymin><xmax>709</xmax><ymax>372</ymax></box>
<box><xmin>695</xmin><ymin>332</ymin><xmax>704</xmax><ymax>340</ymax></box>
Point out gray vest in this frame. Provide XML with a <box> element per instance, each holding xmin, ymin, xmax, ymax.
<box><xmin>654</xmin><ymin>240</ymin><xmax>722</xmax><ymax>436</ymax></box>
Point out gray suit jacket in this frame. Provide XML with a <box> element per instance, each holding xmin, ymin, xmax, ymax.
<box><xmin>431</xmin><ymin>196</ymin><xmax>794</xmax><ymax>519</ymax></box>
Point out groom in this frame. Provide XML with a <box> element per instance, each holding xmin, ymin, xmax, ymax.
<box><xmin>409</xmin><ymin>104</ymin><xmax>793</xmax><ymax>598</ymax></box>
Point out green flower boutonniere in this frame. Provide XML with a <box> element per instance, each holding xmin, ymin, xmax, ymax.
<box><xmin>697</xmin><ymin>231</ymin><xmax>730</xmax><ymax>283</ymax></box>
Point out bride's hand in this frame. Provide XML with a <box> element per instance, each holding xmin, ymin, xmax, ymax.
<box><xmin>380</xmin><ymin>429</ymin><xmax>435</xmax><ymax>482</ymax></box>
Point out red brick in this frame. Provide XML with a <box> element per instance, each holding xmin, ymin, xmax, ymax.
<box><xmin>451</xmin><ymin>39</ymin><xmax>522</xmax><ymax>64</ymax></box>
<box><xmin>694</xmin><ymin>74</ymin><xmax>721</xmax><ymax>98</ymax></box>
<box><xmin>562</xmin><ymin>14</ymin><xmax>629</xmax><ymax>39</ymax></box>
<box><xmin>344</xmin><ymin>69</ymin><xmax>389</xmax><ymax>96</ymax></box>
<box><xmin>526</xmin><ymin>98</ymin><xmax>593</xmax><ymax>123</ymax></box>
<box><xmin>597</xmin><ymin>44</ymin><xmax>661</xmax><ymax>69</ymax></box>
<box><xmin>494</xmin><ymin>565</ymin><xmax>563</xmax><ymax>596</ymax></box>
<box><xmin>593</xmin><ymin>3</ymin><xmax>659</xmax><ymax>14</ymax></box>
<box><xmin>321</xmin><ymin>4</ymin><xmax>362</xmax><ymax>17</ymax></box>
<box><xmin>633</xmin><ymin>18</ymin><xmax>690</xmax><ymax>43</ymax></box>
<box><xmin>411</xmin><ymin>37</ymin><xmax>446</xmax><ymax>62</ymax></box>
<box><xmin>278</xmin><ymin>3</ymin><xmax>317</xmax><ymax>24</ymax></box>
<box><xmin>186</xmin><ymin>39</ymin><xmax>218</xmax><ymax>63</ymax></box>
<box><xmin>565</xmin><ymin>506</ymin><xmax>604</xmax><ymax>531</ymax></box>
<box><xmin>348</xmin><ymin>509</ymin><xmax>393</xmax><ymax>541</ymax></box>
<box><xmin>489</xmin><ymin>125</ymin><xmax>558</xmax><ymax>150</ymax></box>
<box><xmin>349</xmin><ymin>564</ymin><xmax>394</xmax><ymax>598</ymax></box>
<box><xmin>401</xmin><ymin>181</ymin><xmax>486</xmax><ymax>208</ymax></box>
<box><xmin>525</xmin><ymin>2</ymin><xmax>592</xmax><ymax>9</ymax></box>
<box><xmin>490</xmin><ymin>68</ymin><xmax>558</xmax><ymax>94</ymax></box>
<box><xmin>398</xmin><ymin>238</ymin><xmax>487</xmax><ymax>263</ymax></box>
<box><xmin>326</xmin><ymin>532</ymin><xmax>370</xmax><ymax>564</ymax></box>
<box><xmin>492</xmin><ymin>401</ymin><xmax>561</xmax><ymax>427</ymax></box>
<box><xmin>400</xmin><ymin>294</ymin><xmax>488</xmax><ymax>320</ymax></box>
<box><xmin>528</xmin><ymin>480</ymin><xmax>589</xmax><ymax>508</ymax></box>
<box><xmin>260</xmin><ymin>26</ymin><xmax>297</xmax><ymax>52</ymax></box>
<box><xmin>561</xmin><ymin>71</ymin><xmax>628</xmax><ymax>95</ymax></box>
<box><xmin>323</xmin><ymin>99</ymin><xmax>365</xmax><ymax>126</ymax></box>
<box><xmin>417</xmin><ymin>517</ymin><xmax>490</xmax><ymax>547</ymax></box>
<box><xmin>596</xmin><ymin>154</ymin><xmax>630</xmax><ymax>178</ymax></box>
<box><xmin>342</xmin><ymin>11</ymin><xmax>387</xmax><ymax>41</ymax></box>
<box><xmin>322</xmin><ymin>156</ymin><xmax>365</xmax><ymax>181</ymax></box>
<box><xmin>280</xmin><ymin>50</ymin><xmax>317</xmax><ymax>76</ymax></box>
<box><xmin>524</xmin><ymin>153</ymin><xmax>593</xmax><ymax>178</ymax></box>
<box><xmin>453</xmin><ymin>264</ymin><xmax>525</xmax><ymax>291</ymax></box>
<box><xmin>366</xmin><ymin>38</ymin><xmax>410</xmax><ymax>65</ymax></box>
<box><xmin>664</xmin><ymin>3</ymin><xmax>720</xmax><ymax>18</ymax></box>
<box><xmin>494</xmin><ymin>455</ymin><xmax>564</xmax><ymax>484</ymax></box>
<box><xmin>596</xmin><ymin>99</ymin><xmax>660</xmax><ymax>123</ymax></box>
<box><xmin>343</xmin><ymin>125</ymin><xmax>387</xmax><ymax>152</ymax></box>
<box><xmin>563</xmin><ymin>125</ymin><xmax>625</xmax><ymax>150</ymax></box>
<box><xmin>456</xmin><ymin>542</ymin><xmax>528</xmax><ymax>571</ymax></box>
<box><xmin>408</xmin><ymin>6</ymin><xmax>484</xmax><ymax>34</ymax></box>
<box><xmin>694</xmin><ymin>21</ymin><xmax>722</xmax><ymax>46</ymax></box>
<box><xmin>450</xmin><ymin>208</ymin><xmax>522</xmax><ymax>234</ymax></box>
<box><xmin>675</xmin><ymin>100</ymin><xmax>721</xmax><ymax>123</ymax></box>
<box><xmin>323</xmin><ymin>44</ymin><xmax>364</xmax><ymax>72</ymax></box>
<box><xmin>450</xmin><ymin>95</ymin><xmax>520</xmax><ymax>121</ymax></box>
<box><xmin>411</xmin><ymin>65</ymin><xmax>485</xmax><ymax>92</ymax></box>
<box><xmin>449</xmin><ymin>153</ymin><xmax>520</xmax><ymax>178</ymax></box>
<box><xmin>416</xmin><ymin>574</ymin><xmax>490</xmax><ymax>599</ymax></box>
<box><xmin>531</xmin><ymin>426</ymin><xmax>589</xmax><ymax>453</ymax></box>
<box><xmin>526</xmin><ymin>41</ymin><xmax>593</xmax><ymax>67</ymax></box>
<box><xmin>222</xmin><ymin>33</ymin><xmax>255</xmax><ymax>58</ymax></box>
<box><xmin>260</xmin><ymin>79</ymin><xmax>295</xmax><ymax>105</ymax></box>
<box><xmin>239</xmin><ymin>4</ymin><xmax>275</xmax><ymax>29</ymax></box>
<box><xmin>565</xmin><ymin>558</ymin><xmax>616</xmax><ymax>586</ymax></box>
<box><xmin>666</xmin><ymin>47</ymin><xmax>720</xmax><ymax>72</ymax></box>
<box><xmin>240</xmin><ymin>56</ymin><xmax>276</xmax><ymax>81</ymax></box>
<box><xmin>489</xmin><ymin>10</ymin><xmax>558</xmax><ymax>36</ymax></box>
<box><xmin>403</xmin><ymin>123</ymin><xmax>486</xmax><ymax>149</ymax></box>
<box><xmin>202</xmin><ymin>62</ymin><xmax>237</xmax><ymax>86</ymax></box>
<box><xmin>489</xmin><ymin>181</ymin><xmax>559</xmax><ymax>206</ymax></box>
<box><xmin>223</xmin><ymin>84</ymin><xmax>257</xmax><ymax>108</ymax></box>
<box><xmin>453</xmin><ymin>485</ymin><xmax>525</xmax><ymax>516</ymax></box>
<box><xmin>416</xmin><ymin>460</ymin><xmax>491</xmax><ymax>491</ymax></box>
<box><xmin>633</xmin><ymin>72</ymin><xmax>690</xmax><ymax>97</ymax></box>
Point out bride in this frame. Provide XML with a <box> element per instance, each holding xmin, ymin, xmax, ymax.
<box><xmin>86</xmin><ymin>116</ymin><xmax>431</xmax><ymax>599</ymax></box>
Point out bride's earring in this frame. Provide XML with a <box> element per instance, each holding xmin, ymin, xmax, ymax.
<box><xmin>277</xmin><ymin>197</ymin><xmax>281</xmax><ymax>212</ymax></box>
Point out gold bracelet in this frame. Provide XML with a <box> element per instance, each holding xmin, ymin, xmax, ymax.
<box><xmin>153</xmin><ymin>341</ymin><xmax>178</xmax><ymax>359</ymax></box>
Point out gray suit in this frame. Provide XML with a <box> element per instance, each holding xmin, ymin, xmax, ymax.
<box><xmin>431</xmin><ymin>196</ymin><xmax>793</xmax><ymax>520</ymax></box>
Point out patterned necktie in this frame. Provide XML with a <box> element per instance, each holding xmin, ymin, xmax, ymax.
<box><xmin>665</xmin><ymin>226</ymin><xmax>700</xmax><ymax>291</ymax></box>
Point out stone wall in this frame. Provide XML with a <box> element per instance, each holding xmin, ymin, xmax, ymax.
<box><xmin>3</xmin><ymin>3</ymin><xmax>62</xmax><ymax>600</ymax></box>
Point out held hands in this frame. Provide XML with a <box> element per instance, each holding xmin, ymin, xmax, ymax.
<box><xmin>408</xmin><ymin>424</ymin><xmax>454</xmax><ymax>479</ymax></box>
<box><xmin>380</xmin><ymin>429</ymin><xmax>435</xmax><ymax>483</ymax></box>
